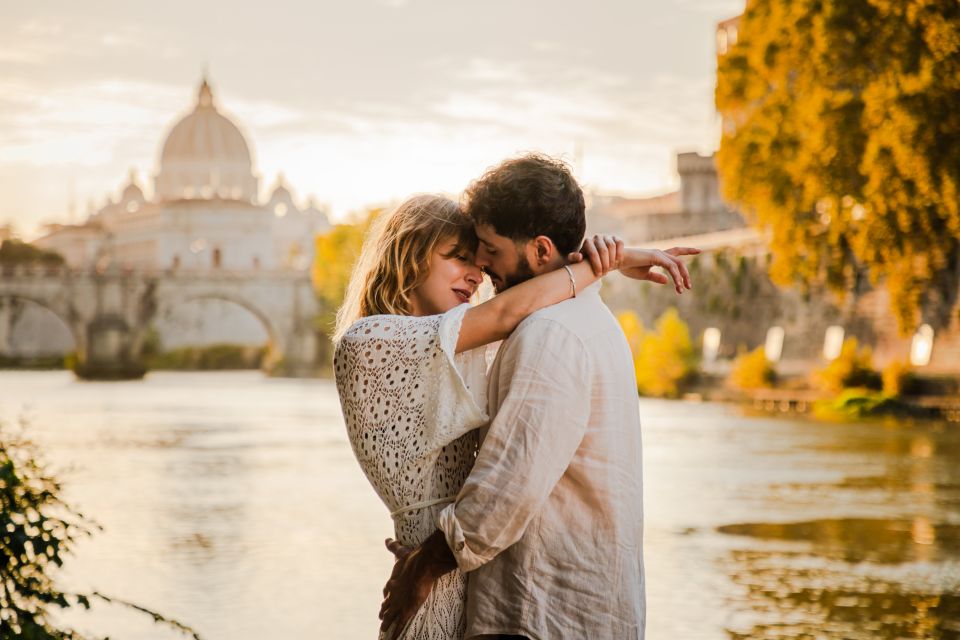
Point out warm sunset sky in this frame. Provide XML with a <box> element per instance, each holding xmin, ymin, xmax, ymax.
<box><xmin>1</xmin><ymin>0</ymin><xmax>741</xmax><ymax>238</ymax></box>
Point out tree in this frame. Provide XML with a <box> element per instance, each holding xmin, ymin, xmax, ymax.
<box><xmin>716</xmin><ymin>0</ymin><xmax>960</xmax><ymax>333</ymax></box>
<box><xmin>310</xmin><ymin>209</ymin><xmax>380</xmax><ymax>337</ymax></box>
<box><xmin>0</xmin><ymin>240</ymin><xmax>65</xmax><ymax>266</ymax></box>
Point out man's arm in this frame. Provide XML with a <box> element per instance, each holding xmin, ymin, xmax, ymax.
<box><xmin>380</xmin><ymin>318</ymin><xmax>592</xmax><ymax>636</ymax></box>
<box><xmin>437</xmin><ymin>318</ymin><xmax>592</xmax><ymax>570</ymax></box>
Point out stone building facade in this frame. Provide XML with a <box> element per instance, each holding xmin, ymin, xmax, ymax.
<box><xmin>586</xmin><ymin>152</ymin><xmax>745</xmax><ymax>243</ymax></box>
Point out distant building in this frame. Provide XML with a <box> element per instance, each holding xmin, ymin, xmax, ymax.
<box><xmin>34</xmin><ymin>77</ymin><xmax>330</xmax><ymax>272</ymax></box>
<box><xmin>9</xmin><ymin>77</ymin><xmax>332</xmax><ymax>356</ymax></box>
<box><xmin>587</xmin><ymin>152</ymin><xmax>745</xmax><ymax>243</ymax></box>
<box><xmin>716</xmin><ymin>15</ymin><xmax>742</xmax><ymax>140</ymax></box>
<box><xmin>716</xmin><ymin>15</ymin><xmax>740</xmax><ymax>56</ymax></box>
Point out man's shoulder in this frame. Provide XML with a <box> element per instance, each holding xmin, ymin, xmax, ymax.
<box><xmin>523</xmin><ymin>288</ymin><xmax>616</xmax><ymax>333</ymax></box>
<box><xmin>513</xmin><ymin>302</ymin><xmax>577</xmax><ymax>338</ymax></box>
<box><xmin>506</xmin><ymin>294</ymin><xmax>617</xmax><ymax>352</ymax></box>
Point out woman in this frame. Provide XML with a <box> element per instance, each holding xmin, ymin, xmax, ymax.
<box><xmin>334</xmin><ymin>194</ymin><xmax>689</xmax><ymax>639</ymax></box>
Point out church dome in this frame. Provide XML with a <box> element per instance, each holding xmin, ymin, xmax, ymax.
<box><xmin>154</xmin><ymin>78</ymin><xmax>259</xmax><ymax>203</ymax></box>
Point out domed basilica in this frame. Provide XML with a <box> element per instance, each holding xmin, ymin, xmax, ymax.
<box><xmin>36</xmin><ymin>77</ymin><xmax>330</xmax><ymax>272</ymax></box>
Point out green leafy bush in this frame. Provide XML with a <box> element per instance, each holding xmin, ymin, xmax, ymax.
<box><xmin>147</xmin><ymin>343</ymin><xmax>267</xmax><ymax>370</ymax></box>
<box><xmin>0</xmin><ymin>422</ymin><xmax>202</xmax><ymax>639</ymax></box>
<box><xmin>0</xmin><ymin>423</ymin><xmax>95</xmax><ymax>638</ymax></box>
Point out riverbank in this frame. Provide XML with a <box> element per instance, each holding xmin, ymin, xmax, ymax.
<box><xmin>683</xmin><ymin>376</ymin><xmax>960</xmax><ymax>423</ymax></box>
<box><xmin>0</xmin><ymin>343</ymin><xmax>268</xmax><ymax>373</ymax></box>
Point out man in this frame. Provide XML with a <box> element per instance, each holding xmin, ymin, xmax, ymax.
<box><xmin>381</xmin><ymin>154</ymin><xmax>695</xmax><ymax>639</ymax></box>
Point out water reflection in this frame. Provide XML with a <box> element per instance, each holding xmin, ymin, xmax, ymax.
<box><xmin>724</xmin><ymin>546</ymin><xmax>960</xmax><ymax>640</ymax></box>
<box><xmin>2</xmin><ymin>374</ymin><xmax>958</xmax><ymax>638</ymax></box>
<box><xmin>718</xmin><ymin>517</ymin><xmax>960</xmax><ymax>564</ymax></box>
<box><xmin>717</xmin><ymin>418</ymin><xmax>960</xmax><ymax>639</ymax></box>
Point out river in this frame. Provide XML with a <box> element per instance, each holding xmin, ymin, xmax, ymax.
<box><xmin>1</xmin><ymin>371</ymin><xmax>958</xmax><ymax>639</ymax></box>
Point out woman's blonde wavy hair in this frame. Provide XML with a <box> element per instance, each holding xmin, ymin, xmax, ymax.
<box><xmin>333</xmin><ymin>194</ymin><xmax>478</xmax><ymax>342</ymax></box>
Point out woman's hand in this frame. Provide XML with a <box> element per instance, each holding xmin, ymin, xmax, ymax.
<box><xmin>620</xmin><ymin>247</ymin><xmax>700</xmax><ymax>294</ymax></box>
<box><xmin>567</xmin><ymin>234</ymin><xmax>625</xmax><ymax>276</ymax></box>
<box><xmin>568</xmin><ymin>236</ymin><xmax>700</xmax><ymax>294</ymax></box>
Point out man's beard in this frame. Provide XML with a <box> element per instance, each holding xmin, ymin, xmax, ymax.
<box><xmin>490</xmin><ymin>254</ymin><xmax>536</xmax><ymax>293</ymax></box>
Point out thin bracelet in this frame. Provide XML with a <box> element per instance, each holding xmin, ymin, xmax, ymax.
<box><xmin>562</xmin><ymin>264</ymin><xmax>577</xmax><ymax>298</ymax></box>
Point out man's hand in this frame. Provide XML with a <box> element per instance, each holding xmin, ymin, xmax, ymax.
<box><xmin>380</xmin><ymin>531</ymin><xmax>457</xmax><ymax>640</ymax></box>
<box><xmin>620</xmin><ymin>247</ymin><xmax>700</xmax><ymax>294</ymax></box>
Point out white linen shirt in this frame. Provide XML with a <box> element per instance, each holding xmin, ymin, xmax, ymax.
<box><xmin>437</xmin><ymin>282</ymin><xmax>646</xmax><ymax>639</ymax></box>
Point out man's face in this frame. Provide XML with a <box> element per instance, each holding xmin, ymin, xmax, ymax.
<box><xmin>473</xmin><ymin>223</ymin><xmax>535</xmax><ymax>292</ymax></box>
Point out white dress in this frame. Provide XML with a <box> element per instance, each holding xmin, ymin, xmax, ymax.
<box><xmin>334</xmin><ymin>304</ymin><xmax>489</xmax><ymax>640</ymax></box>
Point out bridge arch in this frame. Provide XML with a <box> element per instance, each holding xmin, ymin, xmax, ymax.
<box><xmin>0</xmin><ymin>293</ymin><xmax>80</xmax><ymax>353</ymax></box>
<box><xmin>152</xmin><ymin>291</ymin><xmax>278</xmax><ymax>349</ymax></box>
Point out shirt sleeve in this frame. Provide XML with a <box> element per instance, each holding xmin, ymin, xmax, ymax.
<box><xmin>437</xmin><ymin>316</ymin><xmax>592</xmax><ymax>572</ymax></box>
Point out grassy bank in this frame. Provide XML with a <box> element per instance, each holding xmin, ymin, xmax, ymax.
<box><xmin>146</xmin><ymin>343</ymin><xmax>268</xmax><ymax>370</ymax></box>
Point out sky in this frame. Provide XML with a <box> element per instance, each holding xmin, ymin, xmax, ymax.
<box><xmin>0</xmin><ymin>0</ymin><xmax>742</xmax><ymax>238</ymax></box>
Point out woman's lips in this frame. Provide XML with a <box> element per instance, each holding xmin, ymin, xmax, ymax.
<box><xmin>452</xmin><ymin>288</ymin><xmax>472</xmax><ymax>303</ymax></box>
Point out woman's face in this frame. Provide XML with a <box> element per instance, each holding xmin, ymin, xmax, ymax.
<box><xmin>409</xmin><ymin>239</ymin><xmax>483</xmax><ymax>316</ymax></box>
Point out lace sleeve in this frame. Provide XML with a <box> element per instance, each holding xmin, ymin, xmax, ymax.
<box><xmin>334</xmin><ymin>305</ymin><xmax>488</xmax><ymax>456</ymax></box>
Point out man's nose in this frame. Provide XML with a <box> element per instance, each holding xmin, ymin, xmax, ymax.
<box><xmin>474</xmin><ymin>249</ymin><xmax>491</xmax><ymax>269</ymax></box>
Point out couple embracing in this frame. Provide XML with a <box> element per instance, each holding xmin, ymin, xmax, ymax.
<box><xmin>334</xmin><ymin>154</ymin><xmax>697</xmax><ymax>640</ymax></box>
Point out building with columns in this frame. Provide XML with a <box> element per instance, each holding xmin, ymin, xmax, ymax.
<box><xmin>10</xmin><ymin>77</ymin><xmax>332</xmax><ymax>356</ymax></box>
<box><xmin>35</xmin><ymin>77</ymin><xmax>330</xmax><ymax>273</ymax></box>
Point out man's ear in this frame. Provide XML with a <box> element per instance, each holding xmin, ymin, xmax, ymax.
<box><xmin>531</xmin><ymin>235</ymin><xmax>557</xmax><ymax>266</ymax></box>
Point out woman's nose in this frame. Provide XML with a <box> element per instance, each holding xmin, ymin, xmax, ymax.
<box><xmin>465</xmin><ymin>268</ymin><xmax>482</xmax><ymax>285</ymax></box>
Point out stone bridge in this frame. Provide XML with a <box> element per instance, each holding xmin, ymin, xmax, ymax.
<box><xmin>0</xmin><ymin>265</ymin><xmax>322</xmax><ymax>379</ymax></box>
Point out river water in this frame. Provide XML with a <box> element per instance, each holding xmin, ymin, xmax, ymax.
<box><xmin>1</xmin><ymin>371</ymin><xmax>958</xmax><ymax>639</ymax></box>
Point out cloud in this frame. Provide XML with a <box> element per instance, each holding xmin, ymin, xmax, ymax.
<box><xmin>0</xmin><ymin>80</ymin><xmax>185</xmax><ymax>166</ymax></box>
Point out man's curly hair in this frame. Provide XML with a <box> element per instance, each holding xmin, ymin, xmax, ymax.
<box><xmin>463</xmin><ymin>153</ymin><xmax>585</xmax><ymax>255</ymax></box>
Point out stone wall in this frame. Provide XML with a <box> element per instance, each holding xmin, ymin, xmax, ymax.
<box><xmin>603</xmin><ymin>249</ymin><xmax>960</xmax><ymax>375</ymax></box>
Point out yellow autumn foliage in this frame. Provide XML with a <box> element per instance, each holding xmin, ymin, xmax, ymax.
<box><xmin>881</xmin><ymin>360</ymin><xmax>915</xmax><ymax>398</ymax></box>
<box><xmin>618</xmin><ymin>308</ymin><xmax>697</xmax><ymax>398</ymax></box>
<box><xmin>716</xmin><ymin>0</ymin><xmax>960</xmax><ymax>333</ymax></box>
<box><xmin>311</xmin><ymin>209</ymin><xmax>380</xmax><ymax>336</ymax></box>
<box><xmin>730</xmin><ymin>345</ymin><xmax>776</xmax><ymax>390</ymax></box>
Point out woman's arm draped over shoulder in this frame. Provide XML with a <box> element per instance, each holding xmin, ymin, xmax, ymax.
<box><xmin>456</xmin><ymin>241</ymin><xmax>698</xmax><ymax>354</ymax></box>
<box><xmin>455</xmin><ymin>258</ymin><xmax>603</xmax><ymax>354</ymax></box>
